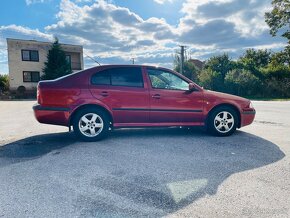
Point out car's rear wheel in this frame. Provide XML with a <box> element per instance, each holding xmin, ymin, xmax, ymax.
<box><xmin>208</xmin><ymin>106</ymin><xmax>238</xmax><ymax>136</ymax></box>
<box><xmin>73</xmin><ymin>108</ymin><xmax>109</xmax><ymax>141</ymax></box>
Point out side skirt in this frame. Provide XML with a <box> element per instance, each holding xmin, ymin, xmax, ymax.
<box><xmin>113</xmin><ymin>122</ymin><xmax>205</xmax><ymax>128</ymax></box>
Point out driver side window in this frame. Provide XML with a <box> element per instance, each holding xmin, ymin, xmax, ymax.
<box><xmin>148</xmin><ymin>69</ymin><xmax>189</xmax><ymax>91</ymax></box>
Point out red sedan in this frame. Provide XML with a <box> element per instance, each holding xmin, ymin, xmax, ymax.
<box><xmin>33</xmin><ymin>65</ymin><xmax>255</xmax><ymax>141</ymax></box>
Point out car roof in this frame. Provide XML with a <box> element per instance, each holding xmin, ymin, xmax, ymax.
<box><xmin>86</xmin><ymin>64</ymin><xmax>173</xmax><ymax>72</ymax></box>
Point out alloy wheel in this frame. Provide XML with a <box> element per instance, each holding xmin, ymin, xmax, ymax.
<box><xmin>214</xmin><ymin>111</ymin><xmax>235</xmax><ymax>133</ymax></box>
<box><xmin>78</xmin><ymin>113</ymin><xmax>104</xmax><ymax>137</ymax></box>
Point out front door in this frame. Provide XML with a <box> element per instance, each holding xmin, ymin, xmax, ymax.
<box><xmin>146</xmin><ymin>68</ymin><xmax>204</xmax><ymax>124</ymax></box>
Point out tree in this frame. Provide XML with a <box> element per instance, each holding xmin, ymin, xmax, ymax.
<box><xmin>225</xmin><ymin>69</ymin><xmax>262</xmax><ymax>96</ymax></box>
<box><xmin>204</xmin><ymin>54</ymin><xmax>234</xmax><ymax>84</ymax></box>
<box><xmin>41</xmin><ymin>38</ymin><xmax>72</xmax><ymax>80</ymax></box>
<box><xmin>238</xmin><ymin>49</ymin><xmax>271</xmax><ymax>78</ymax></box>
<box><xmin>260</xmin><ymin>61</ymin><xmax>290</xmax><ymax>97</ymax></box>
<box><xmin>240</xmin><ymin>49</ymin><xmax>271</xmax><ymax>68</ymax></box>
<box><xmin>265</xmin><ymin>0</ymin><xmax>290</xmax><ymax>43</ymax></box>
<box><xmin>173</xmin><ymin>54</ymin><xmax>198</xmax><ymax>81</ymax></box>
<box><xmin>198</xmin><ymin>69</ymin><xmax>223</xmax><ymax>91</ymax></box>
<box><xmin>0</xmin><ymin>74</ymin><xmax>9</xmax><ymax>93</ymax></box>
<box><xmin>269</xmin><ymin>47</ymin><xmax>290</xmax><ymax>67</ymax></box>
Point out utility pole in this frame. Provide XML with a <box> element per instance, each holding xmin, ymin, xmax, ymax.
<box><xmin>131</xmin><ymin>58</ymin><xmax>135</xmax><ymax>64</ymax></box>
<box><xmin>180</xmin><ymin>45</ymin><xmax>185</xmax><ymax>75</ymax></box>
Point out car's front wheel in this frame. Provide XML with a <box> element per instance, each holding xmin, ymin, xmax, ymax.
<box><xmin>73</xmin><ymin>108</ymin><xmax>109</xmax><ymax>141</ymax></box>
<box><xmin>208</xmin><ymin>106</ymin><xmax>238</xmax><ymax>136</ymax></box>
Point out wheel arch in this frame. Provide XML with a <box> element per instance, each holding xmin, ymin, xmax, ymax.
<box><xmin>69</xmin><ymin>104</ymin><xmax>113</xmax><ymax>127</ymax></box>
<box><xmin>206</xmin><ymin>103</ymin><xmax>241</xmax><ymax>128</ymax></box>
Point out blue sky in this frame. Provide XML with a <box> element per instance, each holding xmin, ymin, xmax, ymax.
<box><xmin>0</xmin><ymin>0</ymin><xmax>287</xmax><ymax>74</ymax></box>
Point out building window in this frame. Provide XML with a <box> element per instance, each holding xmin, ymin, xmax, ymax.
<box><xmin>21</xmin><ymin>50</ymin><xmax>39</xmax><ymax>62</ymax></box>
<box><xmin>23</xmin><ymin>71</ymin><xmax>40</xmax><ymax>82</ymax></box>
<box><xmin>65</xmin><ymin>55</ymin><xmax>72</xmax><ymax>70</ymax></box>
<box><xmin>66</xmin><ymin>55</ymin><xmax>71</xmax><ymax>65</ymax></box>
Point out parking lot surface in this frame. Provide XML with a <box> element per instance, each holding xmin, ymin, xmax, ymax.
<box><xmin>0</xmin><ymin>101</ymin><xmax>289</xmax><ymax>217</ymax></box>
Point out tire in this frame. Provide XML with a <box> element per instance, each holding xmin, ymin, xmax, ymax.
<box><xmin>73</xmin><ymin>108</ymin><xmax>110</xmax><ymax>141</ymax></box>
<box><xmin>207</xmin><ymin>106</ymin><xmax>238</xmax><ymax>136</ymax></box>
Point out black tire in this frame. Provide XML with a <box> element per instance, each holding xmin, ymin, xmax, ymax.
<box><xmin>207</xmin><ymin>106</ymin><xmax>238</xmax><ymax>136</ymax></box>
<box><xmin>73</xmin><ymin>108</ymin><xmax>110</xmax><ymax>141</ymax></box>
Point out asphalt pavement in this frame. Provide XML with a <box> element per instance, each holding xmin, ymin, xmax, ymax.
<box><xmin>0</xmin><ymin>101</ymin><xmax>289</xmax><ymax>217</ymax></box>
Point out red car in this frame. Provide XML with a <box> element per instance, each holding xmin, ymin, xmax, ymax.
<box><xmin>33</xmin><ymin>65</ymin><xmax>255</xmax><ymax>141</ymax></box>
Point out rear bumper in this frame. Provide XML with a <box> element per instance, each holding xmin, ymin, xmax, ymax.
<box><xmin>240</xmin><ymin>109</ymin><xmax>256</xmax><ymax>127</ymax></box>
<box><xmin>33</xmin><ymin>104</ymin><xmax>71</xmax><ymax>126</ymax></box>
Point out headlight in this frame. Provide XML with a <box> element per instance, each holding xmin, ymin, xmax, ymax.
<box><xmin>249</xmin><ymin>101</ymin><xmax>254</xmax><ymax>108</ymax></box>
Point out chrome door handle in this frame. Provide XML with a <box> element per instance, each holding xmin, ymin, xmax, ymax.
<box><xmin>152</xmin><ymin>94</ymin><xmax>161</xmax><ymax>99</ymax></box>
<box><xmin>100</xmin><ymin>91</ymin><xmax>109</xmax><ymax>97</ymax></box>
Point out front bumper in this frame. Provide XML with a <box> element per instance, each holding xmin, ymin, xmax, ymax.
<box><xmin>33</xmin><ymin>104</ymin><xmax>71</xmax><ymax>126</ymax></box>
<box><xmin>240</xmin><ymin>109</ymin><xmax>256</xmax><ymax>127</ymax></box>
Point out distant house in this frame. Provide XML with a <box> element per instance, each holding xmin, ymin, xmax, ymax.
<box><xmin>7</xmin><ymin>38</ymin><xmax>84</xmax><ymax>91</ymax></box>
<box><xmin>188</xmin><ymin>59</ymin><xmax>205</xmax><ymax>70</ymax></box>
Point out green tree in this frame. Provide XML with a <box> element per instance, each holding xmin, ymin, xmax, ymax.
<box><xmin>204</xmin><ymin>54</ymin><xmax>234</xmax><ymax>84</ymax></box>
<box><xmin>238</xmin><ymin>49</ymin><xmax>271</xmax><ymax>78</ymax></box>
<box><xmin>173</xmin><ymin>54</ymin><xmax>198</xmax><ymax>81</ymax></box>
<box><xmin>225</xmin><ymin>69</ymin><xmax>262</xmax><ymax>96</ymax></box>
<box><xmin>0</xmin><ymin>74</ymin><xmax>9</xmax><ymax>93</ymax></box>
<box><xmin>198</xmin><ymin>69</ymin><xmax>223</xmax><ymax>91</ymax></box>
<box><xmin>269</xmin><ymin>48</ymin><xmax>290</xmax><ymax>67</ymax></box>
<box><xmin>262</xmin><ymin>63</ymin><xmax>290</xmax><ymax>96</ymax></box>
<box><xmin>265</xmin><ymin>0</ymin><xmax>290</xmax><ymax>43</ymax></box>
<box><xmin>42</xmin><ymin>38</ymin><xmax>72</xmax><ymax>80</ymax></box>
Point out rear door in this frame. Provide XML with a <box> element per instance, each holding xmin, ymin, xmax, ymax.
<box><xmin>89</xmin><ymin>66</ymin><xmax>150</xmax><ymax>124</ymax></box>
<box><xmin>146</xmin><ymin>67</ymin><xmax>204</xmax><ymax>123</ymax></box>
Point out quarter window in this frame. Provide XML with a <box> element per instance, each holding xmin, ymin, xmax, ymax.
<box><xmin>91</xmin><ymin>67</ymin><xmax>143</xmax><ymax>87</ymax></box>
<box><xmin>148</xmin><ymin>69</ymin><xmax>189</xmax><ymax>90</ymax></box>
<box><xmin>23</xmin><ymin>71</ymin><xmax>40</xmax><ymax>82</ymax></box>
<box><xmin>21</xmin><ymin>50</ymin><xmax>39</xmax><ymax>62</ymax></box>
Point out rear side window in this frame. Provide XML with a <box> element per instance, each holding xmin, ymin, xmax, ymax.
<box><xmin>91</xmin><ymin>72</ymin><xmax>110</xmax><ymax>85</ymax></box>
<box><xmin>91</xmin><ymin>67</ymin><xmax>143</xmax><ymax>87</ymax></box>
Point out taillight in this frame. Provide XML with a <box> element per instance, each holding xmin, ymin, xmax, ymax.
<box><xmin>37</xmin><ymin>84</ymin><xmax>42</xmax><ymax>104</ymax></box>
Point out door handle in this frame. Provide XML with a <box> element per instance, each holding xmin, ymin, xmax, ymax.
<box><xmin>152</xmin><ymin>94</ymin><xmax>161</xmax><ymax>99</ymax></box>
<box><xmin>100</xmin><ymin>91</ymin><xmax>109</xmax><ymax>97</ymax></box>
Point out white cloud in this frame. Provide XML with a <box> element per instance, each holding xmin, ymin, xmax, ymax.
<box><xmin>0</xmin><ymin>25</ymin><xmax>53</xmax><ymax>41</ymax></box>
<box><xmin>178</xmin><ymin>0</ymin><xmax>270</xmax><ymax>36</ymax></box>
<box><xmin>154</xmin><ymin>0</ymin><xmax>174</xmax><ymax>4</ymax></box>
<box><xmin>74</xmin><ymin>0</ymin><xmax>93</xmax><ymax>3</ymax></box>
<box><xmin>0</xmin><ymin>0</ymin><xmax>287</xmax><ymax>73</ymax></box>
<box><xmin>45</xmin><ymin>0</ymin><xmax>177</xmax><ymax>65</ymax></box>
<box><xmin>25</xmin><ymin>0</ymin><xmax>50</xmax><ymax>5</ymax></box>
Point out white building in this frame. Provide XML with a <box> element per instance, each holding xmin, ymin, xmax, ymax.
<box><xmin>7</xmin><ymin>38</ymin><xmax>84</xmax><ymax>91</ymax></box>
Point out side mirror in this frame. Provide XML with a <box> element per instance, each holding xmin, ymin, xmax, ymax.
<box><xmin>188</xmin><ymin>83</ymin><xmax>197</xmax><ymax>91</ymax></box>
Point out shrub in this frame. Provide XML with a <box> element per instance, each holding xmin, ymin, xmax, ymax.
<box><xmin>225</xmin><ymin>69</ymin><xmax>262</xmax><ymax>96</ymax></box>
<box><xmin>261</xmin><ymin>65</ymin><xmax>290</xmax><ymax>97</ymax></box>
<box><xmin>198</xmin><ymin>69</ymin><xmax>223</xmax><ymax>91</ymax></box>
<box><xmin>0</xmin><ymin>74</ymin><xmax>9</xmax><ymax>93</ymax></box>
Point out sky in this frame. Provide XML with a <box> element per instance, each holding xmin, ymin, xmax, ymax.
<box><xmin>0</xmin><ymin>0</ymin><xmax>287</xmax><ymax>74</ymax></box>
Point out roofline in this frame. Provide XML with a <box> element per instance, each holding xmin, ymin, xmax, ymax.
<box><xmin>6</xmin><ymin>38</ymin><xmax>83</xmax><ymax>48</ymax></box>
<box><xmin>86</xmin><ymin>64</ymin><xmax>169</xmax><ymax>69</ymax></box>
<box><xmin>84</xmin><ymin>64</ymin><xmax>179</xmax><ymax>74</ymax></box>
